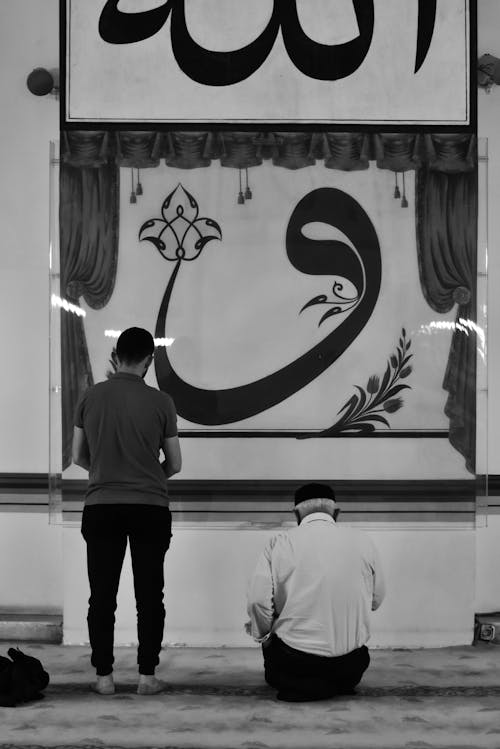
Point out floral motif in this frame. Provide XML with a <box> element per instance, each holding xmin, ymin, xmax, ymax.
<box><xmin>139</xmin><ymin>184</ymin><xmax>222</xmax><ymax>261</ymax></box>
<box><xmin>314</xmin><ymin>328</ymin><xmax>413</xmax><ymax>435</ymax></box>
<box><xmin>299</xmin><ymin>279</ymin><xmax>360</xmax><ymax>327</ymax></box>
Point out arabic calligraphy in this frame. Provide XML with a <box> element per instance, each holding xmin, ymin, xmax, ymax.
<box><xmin>98</xmin><ymin>0</ymin><xmax>436</xmax><ymax>84</ymax></box>
<box><xmin>141</xmin><ymin>185</ymin><xmax>381</xmax><ymax>426</ymax></box>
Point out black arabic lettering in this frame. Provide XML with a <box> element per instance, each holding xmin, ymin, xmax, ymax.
<box><xmin>99</xmin><ymin>0</ymin><xmax>173</xmax><ymax>45</ymax></box>
<box><xmin>415</xmin><ymin>0</ymin><xmax>437</xmax><ymax>73</ymax></box>
<box><xmin>280</xmin><ymin>0</ymin><xmax>374</xmax><ymax>81</ymax></box>
<box><xmin>170</xmin><ymin>0</ymin><xmax>282</xmax><ymax>86</ymax></box>
<box><xmin>98</xmin><ymin>1</ymin><xmax>437</xmax><ymax>84</ymax></box>
<box><xmin>153</xmin><ymin>188</ymin><xmax>382</xmax><ymax>425</ymax></box>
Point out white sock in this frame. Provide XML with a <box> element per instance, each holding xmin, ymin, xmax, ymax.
<box><xmin>93</xmin><ymin>674</ymin><xmax>115</xmax><ymax>695</ymax></box>
<box><xmin>137</xmin><ymin>674</ymin><xmax>165</xmax><ymax>695</ymax></box>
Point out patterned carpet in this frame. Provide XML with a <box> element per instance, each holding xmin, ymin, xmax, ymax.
<box><xmin>1</xmin><ymin>645</ymin><xmax>500</xmax><ymax>749</ymax></box>
<box><xmin>44</xmin><ymin>682</ymin><xmax>500</xmax><ymax>697</ymax></box>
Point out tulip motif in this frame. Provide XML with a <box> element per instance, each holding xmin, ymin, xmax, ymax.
<box><xmin>139</xmin><ymin>184</ymin><xmax>222</xmax><ymax>262</ymax></box>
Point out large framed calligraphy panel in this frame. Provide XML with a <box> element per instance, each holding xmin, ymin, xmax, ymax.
<box><xmin>63</xmin><ymin>0</ymin><xmax>474</xmax><ymax>127</ymax></box>
<box><xmin>53</xmin><ymin>133</ymin><xmax>483</xmax><ymax>503</ymax></box>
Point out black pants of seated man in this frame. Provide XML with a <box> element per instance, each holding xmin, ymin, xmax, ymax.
<box><xmin>81</xmin><ymin>504</ymin><xmax>172</xmax><ymax>677</ymax></box>
<box><xmin>262</xmin><ymin>634</ymin><xmax>370</xmax><ymax>701</ymax></box>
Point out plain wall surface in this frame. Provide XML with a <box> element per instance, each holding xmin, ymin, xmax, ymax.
<box><xmin>474</xmin><ymin>0</ymin><xmax>500</xmax><ymax>614</ymax></box>
<box><xmin>478</xmin><ymin>0</ymin><xmax>500</xmax><ymax>473</ymax></box>
<box><xmin>0</xmin><ymin>0</ymin><xmax>58</xmax><ymax>473</ymax></box>
<box><xmin>0</xmin><ymin>513</ymin><xmax>62</xmax><ymax>612</ymax></box>
<box><xmin>63</xmin><ymin>524</ymin><xmax>475</xmax><ymax>648</ymax></box>
<box><xmin>0</xmin><ymin>0</ymin><xmax>62</xmax><ymax>614</ymax></box>
<box><xmin>0</xmin><ymin>0</ymin><xmax>499</xmax><ymax>638</ymax></box>
<box><xmin>475</xmin><ymin>515</ymin><xmax>500</xmax><ymax>612</ymax></box>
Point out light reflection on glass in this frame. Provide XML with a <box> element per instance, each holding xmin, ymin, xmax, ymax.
<box><xmin>154</xmin><ymin>337</ymin><xmax>175</xmax><ymax>348</ymax></box>
<box><xmin>51</xmin><ymin>293</ymin><xmax>86</xmax><ymax>317</ymax></box>
<box><xmin>104</xmin><ymin>330</ymin><xmax>174</xmax><ymax>347</ymax></box>
<box><xmin>419</xmin><ymin>318</ymin><xmax>486</xmax><ymax>361</ymax></box>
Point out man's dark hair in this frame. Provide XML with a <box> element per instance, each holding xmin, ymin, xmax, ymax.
<box><xmin>116</xmin><ymin>327</ymin><xmax>155</xmax><ymax>365</ymax></box>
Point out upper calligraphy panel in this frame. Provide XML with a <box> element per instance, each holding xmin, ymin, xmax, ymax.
<box><xmin>63</xmin><ymin>0</ymin><xmax>474</xmax><ymax>128</ymax></box>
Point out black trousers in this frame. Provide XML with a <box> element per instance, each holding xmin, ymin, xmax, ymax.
<box><xmin>81</xmin><ymin>504</ymin><xmax>172</xmax><ymax>676</ymax></box>
<box><xmin>262</xmin><ymin>634</ymin><xmax>370</xmax><ymax>701</ymax></box>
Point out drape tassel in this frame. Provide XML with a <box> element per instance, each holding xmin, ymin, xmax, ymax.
<box><xmin>401</xmin><ymin>172</ymin><xmax>408</xmax><ymax>208</ymax></box>
<box><xmin>394</xmin><ymin>172</ymin><xmax>401</xmax><ymax>199</ymax></box>
<box><xmin>130</xmin><ymin>169</ymin><xmax>137</xmax><ymax>204</ymax></box>
<box><xmin>237</xmin><ymin>169</ymin><xmax>245</xmax><ymax>204</ymax></box>
<box><xmin>136</xmin><ymin>169</ymin><xmax>143</xmax><ymax>196</ymax></box>
<box><xmin>245</xmin><ymin>168</ymin><xmax>252</xmax><ymax>200</ymax></box>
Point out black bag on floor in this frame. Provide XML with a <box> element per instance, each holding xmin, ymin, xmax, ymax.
<box><xmin>0</xmin><ymin>647</ymin><xmax>50</xmax><ymax>706</ymax></box>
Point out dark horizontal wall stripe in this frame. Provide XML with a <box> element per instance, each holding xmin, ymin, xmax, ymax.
<box><xmin>57</xmin><ymin>479</ymin><xmax>478</xmax><ymax>523</ymax></box>
<box><xmin>0</xmin><ymin>474</ymin><xmax>49</xmax><ymax>492</ymax></box>
<box><xmin>0</xmin><ymin>475</ymin><xmax>496</xmax><ymax>493</ymax></box>
<box><xmin>178</xmin><ymin>430</ymin><xmax>449</xmax><ymax>438</ymax></box>
<box><xmin>485</xmin><ymin>475</ymin><xmax>500</xmax><ymax>496</ymax></box>
<box><xmin>0</xmin><ymin>475</ymin><xmax>493</xmax><ymax>500</ymax></box>
<box><xmin>0</xmin><ymin>475</ymin><xmax>496</xmax><ymax>521</ymax></box>
<box><xmin>60</xmin><ymin>479</ymin><xmax>477</xmax><ymax>504</ymax></box>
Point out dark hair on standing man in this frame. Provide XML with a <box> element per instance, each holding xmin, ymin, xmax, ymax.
<box><xmin>116</xmin><ymin>327</ymin><xmax>155</xmax><ymax>365</ymax></box>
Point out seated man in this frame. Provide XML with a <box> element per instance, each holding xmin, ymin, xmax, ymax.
<box><xmin>246</xmin><ymin>482</ymin><xmax>385</xmax><ymax>702</ymax></box>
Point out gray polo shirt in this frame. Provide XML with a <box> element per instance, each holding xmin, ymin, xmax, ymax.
<box><xmin>74</xmin><ymin>372</ymin><xmax>178</xmax><ymax>507</ymax></box>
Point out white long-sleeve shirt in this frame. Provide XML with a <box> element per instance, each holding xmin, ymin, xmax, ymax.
<box><xmin>247</xmin><ymin>513</ymin><xmax>385</xmax><ymax>657</ymax></box>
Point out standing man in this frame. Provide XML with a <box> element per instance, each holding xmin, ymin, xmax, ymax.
<box><xmin>246</xmin><ymin>482</ymin><xmax>385</xmax><ymax>702</ymax></box>
<box><xmin>72</xmin><ymin>327</ymin><xmax>181</xmax><ymax>695</ymax></box>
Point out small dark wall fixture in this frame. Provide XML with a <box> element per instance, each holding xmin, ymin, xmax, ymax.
<box><xmin>26</xmin><ymin>68</ymin><xmax>59</xmax><ymax>96</ymax></box>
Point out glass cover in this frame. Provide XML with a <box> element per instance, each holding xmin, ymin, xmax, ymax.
<box><xmin>49</xmin><ymin>133</ymin><xmax>488</xmax><ymax>528</ymax></box>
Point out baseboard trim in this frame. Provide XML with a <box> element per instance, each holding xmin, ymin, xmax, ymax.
<box><xmin>62</xmin><ymin>628</ymin><xmax>475</xmax><ymax>649</ymax></box>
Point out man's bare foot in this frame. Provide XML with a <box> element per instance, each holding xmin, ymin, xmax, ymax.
<box><xmin>91</xmin><ymin>674</ymin><xmax>115</xmax><ymax>695</ymax></box>
<box><xmin>137</xmin><ymin>675</ymin><xmax>166</xmax><ymax>695</ymax></box>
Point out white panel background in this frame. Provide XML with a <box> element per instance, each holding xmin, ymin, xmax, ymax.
<box><xmin>82</xmin><ymin>162</ymin><xmax>454</xmax><ymax>430</ymax></box>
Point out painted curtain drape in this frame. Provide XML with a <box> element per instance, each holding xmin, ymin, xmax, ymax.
<box><xmin>62</xmin><ymin>131</ymin><xmax>476</xmax><ymax>174</ymax></box>
<box><xmin>59</xmin><ymin>163</ymin><xmax>119</xmax><ymax>468</ymax></box>
<box><xmin>59</xmin><ymin>130</ymin><xmax>477</xmax><ymax>473</ymax></box>
<box><xmin>416</xmin><ymin>166</ymin><xmax>478</xmax><ymax>474</ymax></box>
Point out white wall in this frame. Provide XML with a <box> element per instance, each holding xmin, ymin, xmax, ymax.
<box><xmin>474</xmin><ymin>0</ymin><xmax>500</xmax><ymax>613</ymax></box>
<box><xmin>479</xmin><ymin>0</ymin><xmax>500</xmax><ymax>474</ymax></box>
<box><xmin>0</xmin><ymin>0</ymin><xmax>498</xmax><ymax>642</ymax></box>
<box><xmin>0</xmin><ymin>0</ymin><xmax>59</xmax><ymax>473</ymax></box>
<box><xmin>0</xmin><ymin>512</ymin><xmax>62</xmax><ymax>612</ymax></box>
<box><xmin>475</xmin><ymin>515</ymin><xmax>500</xmax><ymax>612</ymax></box>
<box><xmin>63</xmin><ymin>524</ymin><xmax>475</xmax><ymax>648</ymax></box>
<box><xmin>0</xmin><ymin>1</ymin><xmax>62</xmax><ymax>612</ymax></box>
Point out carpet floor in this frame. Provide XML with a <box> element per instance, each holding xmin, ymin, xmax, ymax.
<box><xmin>0</xmin><ymin>643</ymin><xmax>499</xmax><ymax>749</ymax></box>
